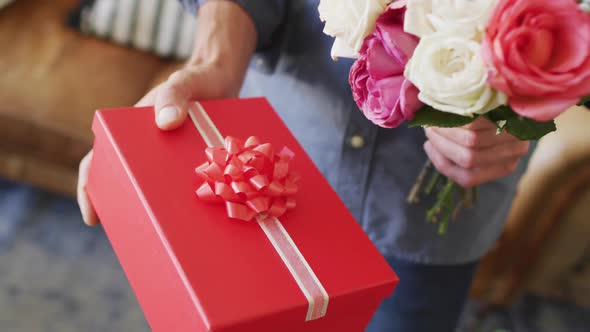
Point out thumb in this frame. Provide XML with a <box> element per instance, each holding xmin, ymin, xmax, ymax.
<box><xmin>154</xmin><ymin>69</ymin><xmax>196</xmax><ymax>130</ymax></box>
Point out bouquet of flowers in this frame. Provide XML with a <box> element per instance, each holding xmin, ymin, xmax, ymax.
<box><xmin>319</xmin><ymin>0</ymin><xmax>590</xmax><ymax>234</ymax></box>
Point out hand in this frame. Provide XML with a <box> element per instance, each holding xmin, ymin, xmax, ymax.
<box><xmin>77</xmin><ymin>63</ymin><xmax>239</xmax><ymax>226</ymax></box>
<box><xmin>424</xmin><ymin>117</ymin><xmax>530</xmax><ymax>188</ymax></box>
<box><xmin>78</xmin><ymin>150</ymin><xmax>98</xmax><ymax>226</ymax></box>
<box><xmin>76</xmin><ymin>0</ymin><xmax>257</xmax><ymax>226</ymax></box>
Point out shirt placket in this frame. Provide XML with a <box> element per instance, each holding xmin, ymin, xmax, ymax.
<box><xmin>335</xmin><ymin>106</ymin><xmax>378</xmax><ymax>224</ymax></box>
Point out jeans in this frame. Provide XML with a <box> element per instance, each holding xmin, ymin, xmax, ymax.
<box><xmin>366</xmin><ymin>256</ymin><xmax>479</xmax><ymax>332</ymax></box>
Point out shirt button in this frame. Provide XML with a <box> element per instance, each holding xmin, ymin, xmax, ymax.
<box><xmin>349</xmin><ymin>135</ymin><xmax>365</xmax><ymax>149</ymax></box>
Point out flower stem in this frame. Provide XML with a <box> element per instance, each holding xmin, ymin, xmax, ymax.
<box><xmin>424</xmin><ymin>170</ymin><xmax>441</xmax><ymax>195</ymax></box>
<box><xmin>463</xmin><ymin>187</ymin><xmax>473</xmax><ymax>209</ymax></box>
<box><xmin>438</xmin><ymin>187</ymin><xmax>455</xmax><ymax>235</ymax></box>
<box><xmin>407</xmin><ymin>160</ymin><xmax>434</xmax><ymax>204</ymax></box>
<box><xmin>426</xmin><ymin>179</ymin><xmax>456</xmax><ymax>223</ymax></box>
<box><xmin>407</xmin><ymin>160</ymin><xmax>479</xmax><ymax>234</ymax></box>
<box><xmin>438</xmin><ymin>220</ymin><xmax>449</xmax><ymax>235</ymax></box>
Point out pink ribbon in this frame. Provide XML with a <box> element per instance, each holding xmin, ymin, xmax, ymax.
<box><xmin>195</xmin><ymin>136</ymin><xmax>300</xmax><ymax>223</ymax></box>
<box><xmin>189</xmin><ymin>102</ymin><xmax>329</xmax><ymax>322</ymax></box>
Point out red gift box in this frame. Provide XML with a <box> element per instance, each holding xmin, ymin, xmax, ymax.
<box><xmin>87</xmin><ymin>98</ymin><xmax>398</xmax><ymax>332</ymax></box>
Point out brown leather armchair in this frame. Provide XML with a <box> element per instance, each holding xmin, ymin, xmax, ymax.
<box><xmin>0</xmin><ymin>0</ymin><xmax>178</xmax><ymax>195</ymax></box>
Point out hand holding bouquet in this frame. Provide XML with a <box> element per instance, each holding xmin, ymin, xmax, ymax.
<box><xmin>319</xmin><ymin>0</ymin><xmax>590</xmax><ymax>234</ymax></box>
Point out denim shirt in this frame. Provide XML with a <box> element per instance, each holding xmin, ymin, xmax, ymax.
<box><xmin>181</xmin><ymin>0</ymin><xmax>533</xmax><ymax>264</ymax></box>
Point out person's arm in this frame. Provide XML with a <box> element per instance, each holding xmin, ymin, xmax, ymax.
<box><xmin>151</xmin><ymin>0</ymin><xmax>288</xmax><ymax>129</ymax></box>
<box><xmin>151</xmin><ymin>0</ymin><xmax>258</xmax><ymax>129</ymax></box>
<box><xmin>181</xmin><ymin>0</ymin><xmax>287</xmax><ymax>50</ymax></box>
<box><xmin>78</xmin><ymin>0</ymin><xmax>266</xmax><ymax>226</ymax></box>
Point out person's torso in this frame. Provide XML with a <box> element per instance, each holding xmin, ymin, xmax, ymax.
<box><xmin>240</xmin><ymin>0</ymin><xmax>533</xmax><ymax>264</ymax></box>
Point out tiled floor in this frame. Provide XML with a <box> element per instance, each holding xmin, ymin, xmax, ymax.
<box><xmin>0</xmin><ymin>179</ymin><xmax>588</xmax><ymax>332</ymax></box>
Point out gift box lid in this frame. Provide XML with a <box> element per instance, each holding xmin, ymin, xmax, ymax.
<box><xmin>89</xmin><ymin>98</ymin><xmax>397</xmax><ymax>331</ymax></box>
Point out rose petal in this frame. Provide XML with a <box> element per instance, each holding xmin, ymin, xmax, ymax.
<box><xmin>400</xmin><ymin>79</ymin><xmax>421</xmax><ymax>120</ymax></box>
<box><xmin>367</xmin><ymin>39</ymin><xmax>405</xmax><ymax>79</ymax></box>
<box><xmin>511</xmin><ymin>96</ymin><xmax>580</xmax><ymax>121</ymax></box>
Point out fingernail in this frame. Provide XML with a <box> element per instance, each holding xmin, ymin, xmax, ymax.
<box><xmin>157</xmin><ymin>106</ymin><xmax>180</xmax><ymax>128</ymax></box>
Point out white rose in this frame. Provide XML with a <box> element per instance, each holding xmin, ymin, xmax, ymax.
<box><xmin>404</xmin><ymin>0</ymin><xmax>498</xmax><ymax>39</ymax></box>
<box><xmin>318</xmin><ymin>0</ymin><xmax>391</xmax><ymax>59</ymax></box>
<box><xmin>404</xmin><ymin>34</ymin><xmax>506</xmax><ymax>117</ymax></box>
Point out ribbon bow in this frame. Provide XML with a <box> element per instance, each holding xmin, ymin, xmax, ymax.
<box><xmin>195</xmin><ymin>136</ymin><xmax>300</xmax><ymax>221</ymax></box>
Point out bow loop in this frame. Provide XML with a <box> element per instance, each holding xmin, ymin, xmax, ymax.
<box><xmin>253</xmin><ymin>143</ymin><xmax>274</xmax><ymax>159</ymax></box>
<box><xmin>224</xmin><ymin>164</ymin><xmax>243</xmax><ymax>181</ymax></box>
<box><xmin>206</xmin><ymin>148</ymin><xmax>229</xmax><ymax>165</ymax></box>
<box><xmin>224</xmin><ymin>136</ymin><xmax>243</xmax><ymax>155</ymax></box>
<box><xmin>268</xmin><ymin>198</ymin><xmax>288</xmax><ymax>217</ymax></box>
<box><xmin>249</xmin><ymin>174</ymin><xmax>270</xmax><ymax>191</ymax></box>
<box><xmin>265</xmin><ymin>181</ymin><xmax>285</xmax><ymax>197</ymax></box>
<box><xmin>273</xmin><ymin>160</ymin><xmax>289</xmax><ymax>180</ymax></box>
<box><xmin>244</xmin><ymin>136</ymin><xmax>261</xmax><ymax>148</ymax></box>
<box><xmin>231</xmin><ymin>181</ymin><xmax>254</xmax><ymax>200</ymax></box>
<box><xmin>197</xmin><ymin>162</ymin><xmax>224</xmax><ymax>182</ymax></box>
<box><xmin>196</xmin><ymin>136</ymin><xmax>299</xmax><ymax>221</ymax></box>
<box><xmin>279</xmin><ymin>146</ymin><xmax>295</xmax><ymax>161</ymax></box>
<box><xmin>196</xmin><ymin>182</ymin><xmax>219</xmax><ymax>202</ymax></box>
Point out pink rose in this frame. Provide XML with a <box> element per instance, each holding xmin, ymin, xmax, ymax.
<box><xmin>482</xmin><ymin>0</ymin><xmax>590</xmax><ymax>121</ymax></box>
<box><xmin>349</xmin><ymin>1</ymin><xmax>422</xmax><ymax>128</ymax></box>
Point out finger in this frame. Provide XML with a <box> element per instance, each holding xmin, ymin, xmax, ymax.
<box><xmin>462</xmin><ymin>116</ymin><xmax>497</xmax><ymax>131</ymax></box>
<box><xmin>456</xmin><ymin>160</ymin><xmax>521</xmax><ymax>188</ymax></box>
<box><xmin>154</xmin><ymin>76</ymin><xmax>191</xmax><ymax>131</ymax></box>
<box><xmin>77</xmin><ymin>151</ymin><xmax>100</xmax><ymax>226</ymax></box>
<box><xmin>424</xmin><ymin>140</ymin><xmax>461</xmax><ymax>181</ymax></box>
<box><xmin>154</xmin><ymin>67</ymin><xmax>227</xmax><ymax>131</ymax></box>
<box><xmin>425</xmin><ymin>141</ymin><xmax>521</xmax><ymax>188</ymax></box>
<box><xmin>430</xmin><ymin>126</ymin><xmax>518</xmax><ymax>149</ymax></box>
<box><xmin>425</xmin><ymin>128</ymin><xmax>530</xmax><ymax>169</ymax></box>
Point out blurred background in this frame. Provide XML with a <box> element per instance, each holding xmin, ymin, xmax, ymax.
<box><xmin>0</xmin><ymin>0</ymin><xmax>589</xmax><ymax>331</ymax></box>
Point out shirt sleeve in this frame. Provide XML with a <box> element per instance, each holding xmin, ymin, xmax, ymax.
<box><xmin>179</xmin><ymin>0</ymin><xmax>287</xmax><ymax>50</ymax></box>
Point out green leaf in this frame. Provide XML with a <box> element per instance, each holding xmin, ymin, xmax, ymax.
<box><xmin>485</xmin><ymin>106</ymin><xmax>556</xmax><ymax>141</ymax></box>
<box><xmin>578</xmin><ymin>95</ymin><xmax>590</xmax><ymax>107</ymax></box>
<box><xmin>409</xmin><ymin>105</ymin><xmax>477</xmax><ymax>128</ymax></box>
